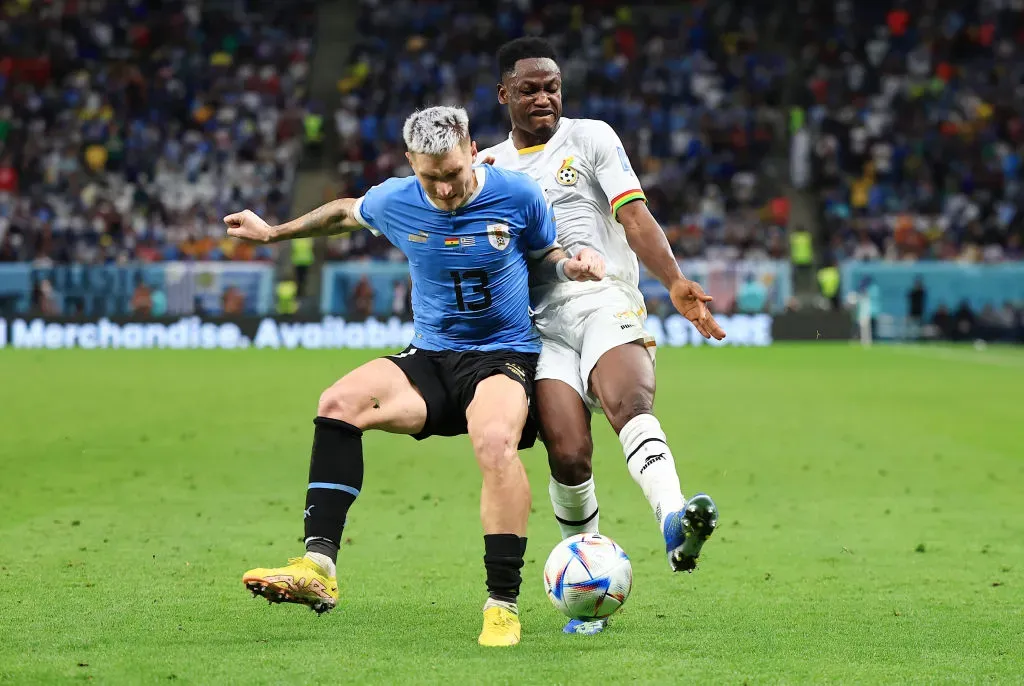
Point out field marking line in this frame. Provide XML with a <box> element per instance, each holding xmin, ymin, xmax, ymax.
<box><xmin>882</xmin><ymin>344</ymin><xmax>1024</xmax><ymax>370</ymax></box>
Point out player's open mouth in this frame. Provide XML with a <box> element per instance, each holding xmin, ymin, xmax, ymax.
<box><xmin>530</xmin><ymin>111</ymin><xmax>554</xmax><ymax>118</ymax></box>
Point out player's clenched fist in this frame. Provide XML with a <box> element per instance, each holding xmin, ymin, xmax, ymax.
<box><xmin>564</xmin><ymin>247</ymin><xmax>606</xmax><ymax>282</ymax></box>
<box><xmin>224</xmin><ymin>209</ymin><xmax>274</xmax><ymax>244</ymax></box>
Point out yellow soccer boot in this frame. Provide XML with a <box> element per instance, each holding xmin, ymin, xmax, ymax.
<box><xmin>478</xmin><ymin>599</ymin><xmax>521</xmax><ymax>647</ymax></box>
<box><xmin>242</xmin><ymin>556</ymin><xmax>338</xmax><ymax>615</ymax></box>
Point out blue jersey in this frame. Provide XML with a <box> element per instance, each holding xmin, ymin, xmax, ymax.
<box><xmin>352</xmin><ymin>165</ymin><xmax>557</xmax><ymax>353</ymax></box>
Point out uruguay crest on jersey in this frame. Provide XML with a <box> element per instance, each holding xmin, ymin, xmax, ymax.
<box><xmin>487</xmin><ymin>223</ymin><xmax>511</xmax><ymax>250</ymax></box>
<box><xmin>350</xmin><ymin>165</ymin><xmax>557</xmax><ymax>353</ymax></box>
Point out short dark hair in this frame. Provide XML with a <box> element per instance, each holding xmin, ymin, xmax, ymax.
<box><xmin>497</xmin><ymin>37</ymin><xmax>558</xmax><ymax>80</ymax></box>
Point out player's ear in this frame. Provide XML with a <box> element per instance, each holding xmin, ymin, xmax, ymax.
<box><xmin>405</xmin><ymin>151</ymin><xmax>415</xmax><ymax>170</ymax></box>
<box><xmin>497</xmin><ymin>82</ymin><xmax>509</xmax><ymax>105</ymax></box>
<box><xmin>469</xmin><ymin>140</ymin><xmax>478</xmax><ymax>158</ymax></box>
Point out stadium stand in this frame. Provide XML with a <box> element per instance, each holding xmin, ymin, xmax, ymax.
<box><xmin>793</xmin><ymin>0</ymin><xmax>1024</xmax><ymax>264</ymax></box>
<box><xmin>0</xmin><ymin>0</ymin><xmax>1020</xmax><ymax>334</ymax></box>
<box><xmin>324</xmin><ymin>0</ymin><xmax>793</xmax><ymax>262</ymax></box>
<box><xmin>0</xmin><ymin>0</ymin><xmax>316</xmax><ymax>265</ymax></box>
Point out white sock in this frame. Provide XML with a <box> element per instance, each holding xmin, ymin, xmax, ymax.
<box><xmin>483</xmin><ymin>597</ymin><xmax>519</xmax><ymax>615</ymax></box>
<box><xmin>620</xmin><ymin>414</ymin><xmax>686</xmax><ymax>529</ymax></box>
<box><xmin>548</xmin><ymin>476</ymin><xmax>600</xmax><ymax>539</ymax></box>
<box><xmin>304</xmin><ymin>551</ymin><xmax>336</xmax><ymax>578</ymax></box>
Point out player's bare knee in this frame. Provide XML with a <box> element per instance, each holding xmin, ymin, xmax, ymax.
<box><xmin>545</xmin><ymin>435</ymin><xmax>593</xmax><ymax>485</ymax></box>
<box><xmin>317</xmin><ymin>383</ymin><xmax>369</xmax><ymax>427</ymax></box>
<box><xmin>471</xmin><ymin>422</ymin><xmax>519</xmax><ymax>473</ymax></box>
<box><xmin>603</xmin><ymin>389</ymin><xmax>654</xmax><ymax>434</ymax></box>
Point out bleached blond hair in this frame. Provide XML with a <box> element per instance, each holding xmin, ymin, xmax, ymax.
<box><xmin>402</xmin><ymin>106</ymin><xmax>470</xmax><ymax>155</ymax></box>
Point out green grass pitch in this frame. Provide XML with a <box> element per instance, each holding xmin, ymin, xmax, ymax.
<box><xmin>1</xmin><ymin>344</ymin><xmax>1022</xmax><ymax>684</ymax></box>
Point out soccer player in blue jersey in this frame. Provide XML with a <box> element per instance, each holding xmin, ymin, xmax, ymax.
<box><xmin>225</xmin><ymin>106</ymin><xmax>605</xmax><ymax>647</ymax></box>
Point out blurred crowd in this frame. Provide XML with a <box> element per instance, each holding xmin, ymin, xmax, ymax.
<box><xmin>0</xmin><ymin>0</ymin><xmax>314</xmax><ymax>265</ymax></box>
<box><xmin>2</xmin><ymin>0</ymin><xmax>1023</xmax><ymax>278</ymax></box>
<box><xmin>795</xmin><ymin>0</ymin><xmax>1024</xmax><ymax>264</ymax></box>
<box><xmin>862</xmin><ymin>276</ymin><xmax>1024</xmax><ymax>343</ymax></box>
<box><xmin>325</xmin><ymin>0</ymin><xmax>793</xmax><ymax>262</ymax></box>
<box><xmin>924</xmin><ymin>298</ymin><xmax>1024</xmax><ymax>343</ymax></box>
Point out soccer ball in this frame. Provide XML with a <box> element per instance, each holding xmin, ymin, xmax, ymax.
<box><xmin>543</xmin><ymin>533</ymin><xmax>633</xmax><ymax>620</ymax></box>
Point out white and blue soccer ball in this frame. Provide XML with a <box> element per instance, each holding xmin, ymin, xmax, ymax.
<box><xmin>543</xmin><ymin>533</ymin><xmax>633</xmax><ymax>620</ymax></box>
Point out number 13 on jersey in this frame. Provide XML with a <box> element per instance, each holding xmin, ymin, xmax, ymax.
<box><xmin>451</xmin><ymin>270</ymin><xmax>492</xmax><ymax>312</ymax></box>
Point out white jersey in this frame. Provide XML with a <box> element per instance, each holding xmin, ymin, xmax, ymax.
<box><xmin>479</xmin><ymin>117</ymin><xmax>647</xmax><ymax>311</ymax></box>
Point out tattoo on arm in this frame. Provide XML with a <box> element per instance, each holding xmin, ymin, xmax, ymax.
<box><xmin>273</xmin><ymin>199</ymin><xmax>359</xmax><ymax>241</ymax></box>
<box><xmin>299</xmin><ymin>201</ymin><xmax>351</xmax><ymax>236</ymax></box>
<box><xmin>530</xmin><ymin>246</ymin><xmax>567</xmax><ymax>283</ymax></box>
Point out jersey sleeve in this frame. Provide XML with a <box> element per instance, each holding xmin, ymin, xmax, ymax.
<box><xmin>475</xmin><ymin>144</ymin><xmax>500</xmax><ymax>165</ymax></box>
<box><xmin>586</xmin><ymin>121</ymin><xmax>647</xmax><ymax>220</ymax></box>
<box><xmin>521</xmin><ymin>179</ymin><xmax>559</xmax><ymax>258</ymax></box>
<box><xmin>351</xmin><ymin>181</ymin><xmax>390</xmax><ymax>237</ymax></box>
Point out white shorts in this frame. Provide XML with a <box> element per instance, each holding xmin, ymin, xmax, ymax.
<box><xmin>534</xmin><ymin>282</ymin><xmax>656</xmax><ymax>411</ymax></box>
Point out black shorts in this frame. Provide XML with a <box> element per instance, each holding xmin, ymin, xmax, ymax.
<box><xmin>386</xmin><ymin>346</ymin><xmax>540</xmax><ymax>449</ymax></box>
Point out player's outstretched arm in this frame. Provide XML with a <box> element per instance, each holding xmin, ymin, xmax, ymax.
<box><xmin>530</xmin><ymin>246</ymin><xmax>606</xmax><ymax>283</ymax></box>
<box><xmin>616</xmin><ymin>201</ymin><xmax>726</xmax><ymax>340</ymax></box>
<box><xmin>224</xmin><ymin>199</ymin><xmax>363</xmax><ymax>244</ymax></box>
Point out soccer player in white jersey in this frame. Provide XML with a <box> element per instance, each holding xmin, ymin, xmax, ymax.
<box><xmin>477</xmin><ymin>37</ymin><xmax>727</xmax><ymax>635</ymax></box>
